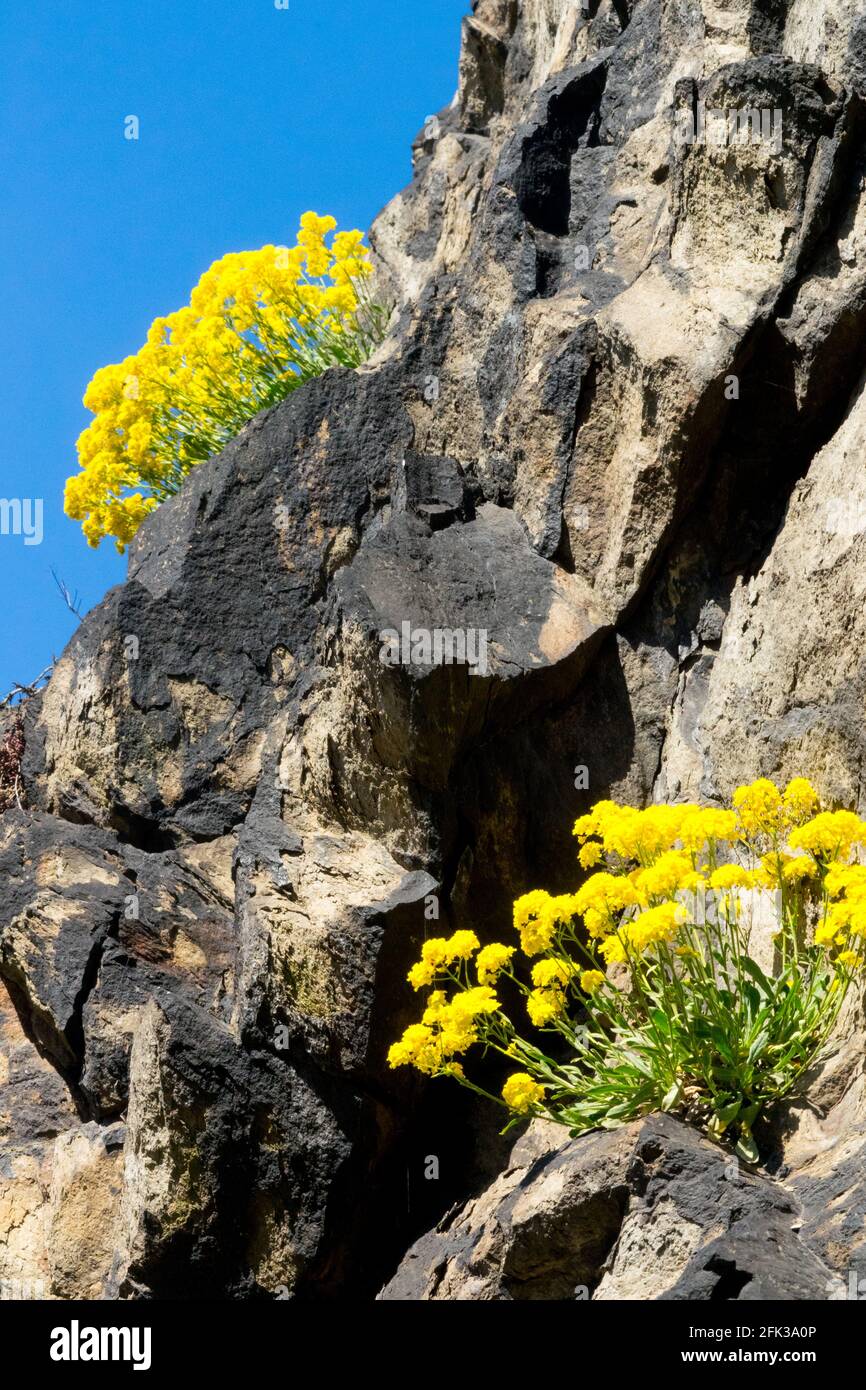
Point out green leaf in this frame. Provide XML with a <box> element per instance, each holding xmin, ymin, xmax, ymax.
<box><xmin>661</xmin><ymin>1081</ymin><xmax>684</xmax><ymax>1111</ymax></box>
<box><xmin>741</xmin><ymin>956</ymin><xmax>774</xmax><ymax>997</ymax></box>
<box><xmin>707</xmin><ymin>1029</ymin><xmax>736</xmax><ymax>1065</ymax></box>
<box><xmin>708</xmin><ymin>1099</ymin><xmax>742</xmax><ymax>1136</ymax></box>
<box><xmin>735</xmin><ymin>1128</ymin><xmax>760</xmax><ymax>1164</ymax></box>
<box><xmin>747</xmin><ymin>1030</ymin><xmax>772</xmax><ymax>1065</ymax></box>
<box><xmin>741</xmin><ymin>982</ymin><xmax>763</xmax><ymax>1021</ymax></box>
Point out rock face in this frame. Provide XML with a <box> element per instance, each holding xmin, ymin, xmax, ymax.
<box><xmin>3</xmin><ymin>0</ymin><xmax>866</xmax><ymax>1298</ymax></box>
<box><xmin>378</xmin><ymin>1114</ymin><xmax>839</xmax><ymax>1301</ymax></box>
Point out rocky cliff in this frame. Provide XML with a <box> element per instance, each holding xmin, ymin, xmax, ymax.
<box><xmin>3</xmin><ymin>0</ymin><xmax>866</xmax><ymax>1300</ymax></box>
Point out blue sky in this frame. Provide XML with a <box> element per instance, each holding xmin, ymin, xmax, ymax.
<box><xmin>0</xmin><ymin>0</ymin><xmax>467</xmax><ymax>698</ymax></box>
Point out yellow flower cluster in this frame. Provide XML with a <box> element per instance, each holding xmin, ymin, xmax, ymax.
<box><xmin>388</xmin><ymin>983</ymin><xmax>500</xmax><ymax>1076</ymax></box>
<box><xmin>567</xmin><ymin>779</ymin><xmax>866</xmax><ymax>964</ymax></box>
<box><xmin>389</xmin><ymin>776</ymin><xmax>866</xmax><ymax>1126</ymax></box>
<box><xmin>708</xmin><ymin>864</ymin><xmax>753</xmax><ymax>891</ymax></box>
<box><xmin>527</xmin><ymin>956</ymin><xmax>574</xmax><ymax>1025</ymax></box>
<box><xmin>407</xmin><ymin>930</ymin><xmax>481</xmax><ymax>989</ymax></box>
<box><xmin>818</xmin><ymin>864</ymin><xmax>866</xmax><ymax>945</ymax></box>
<box><xmin>573</xmin><ymin>779</ymin><xmax>826</xmax><ymax>868</ymax></box>
<box><xmin>679</xmin><ymin>808</ymin><xmax>738</xmax><ymax>851</ymax></box>
<box><xmin>634</xmin><ymin>850</ymin><xmax>703</xmax><ymax>901</ymax></box>
<box><xmin>501</xmin><ymin>1073</ymin><xmax>546</xmax><ymax>1114</ymax></box>
<box><xmin>389</xmin><ymin>932</ymin><xmax>504</xmax><ymax>1076</ymax></box>
<box><xmin>573</xmin><ymin>873</ymin><xmax>641</xmax><ymax>939</ymax></box>
<box><xmin>65</xmin><ymin>213</ymin><xmax>386</xmax><ymax>551</ymax></box>
<box><xmin>580</xmin><ymin>969</ymin><xmax>606</xmax><ymax>994</ymax></box>
<box><xmin>512</xmin><ymin>889</ymin><xmax>582</xmax><ymax>954</ymax></box>
<box><xmin>476</xmin><ymin>942</ymin><xmax>515</xmax><ymax>984</ymax></box>
<box><xmin>789</xmin><ymin>810</ymin><xmax>866</xmax><ymax>860</ymax></box>
<box><xmin>573</xmin><ymin>801</ymin><xmax>709</xmax><ymax>863</ymax></box>
<box><xmin>732</xmin><ymin>777</ymin><xmax>820</xmax><ymax>836</ymax></box>
<box><xmin>624</xmin><ymin>901</ymin><xmax>684</xmax><ymax>951</ymax></box>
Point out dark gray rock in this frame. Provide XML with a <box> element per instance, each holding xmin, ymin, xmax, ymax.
<box><xmin>379</xmin><ymin>1115</ymin><xmax>837</xmax><ymax>1300</ymax></box>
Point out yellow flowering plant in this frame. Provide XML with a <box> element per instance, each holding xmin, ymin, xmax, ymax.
<box><xmin>65</xmin><ymin>212</ymin><xmax>389</xmax><ymax>551</ymax></box>
<box><xmin>389</xmin><ymin>779</ymin><xmax>865</xmax><ymax>1162</ymax></box>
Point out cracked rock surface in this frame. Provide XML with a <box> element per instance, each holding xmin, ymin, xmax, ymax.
<box><xmin>379</xmin><ymin>1114</ymin><xmax>840</xmax><ymax>1301</ymax></box>
<box><xmin>3</xmin><ymin>0</ymin><xmax>866</xmax><ymax>1298</ymax></box>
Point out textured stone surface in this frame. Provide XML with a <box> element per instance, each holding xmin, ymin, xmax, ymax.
<box><xmin>379</xmin><ymin>1114</ymin><xmax>839</xmax><ymax>1301</ymax></box>
<box><xmin>4</xmin><ymin>0</ymin><xmax>866</xmax><ymax>1298</ymax></box>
